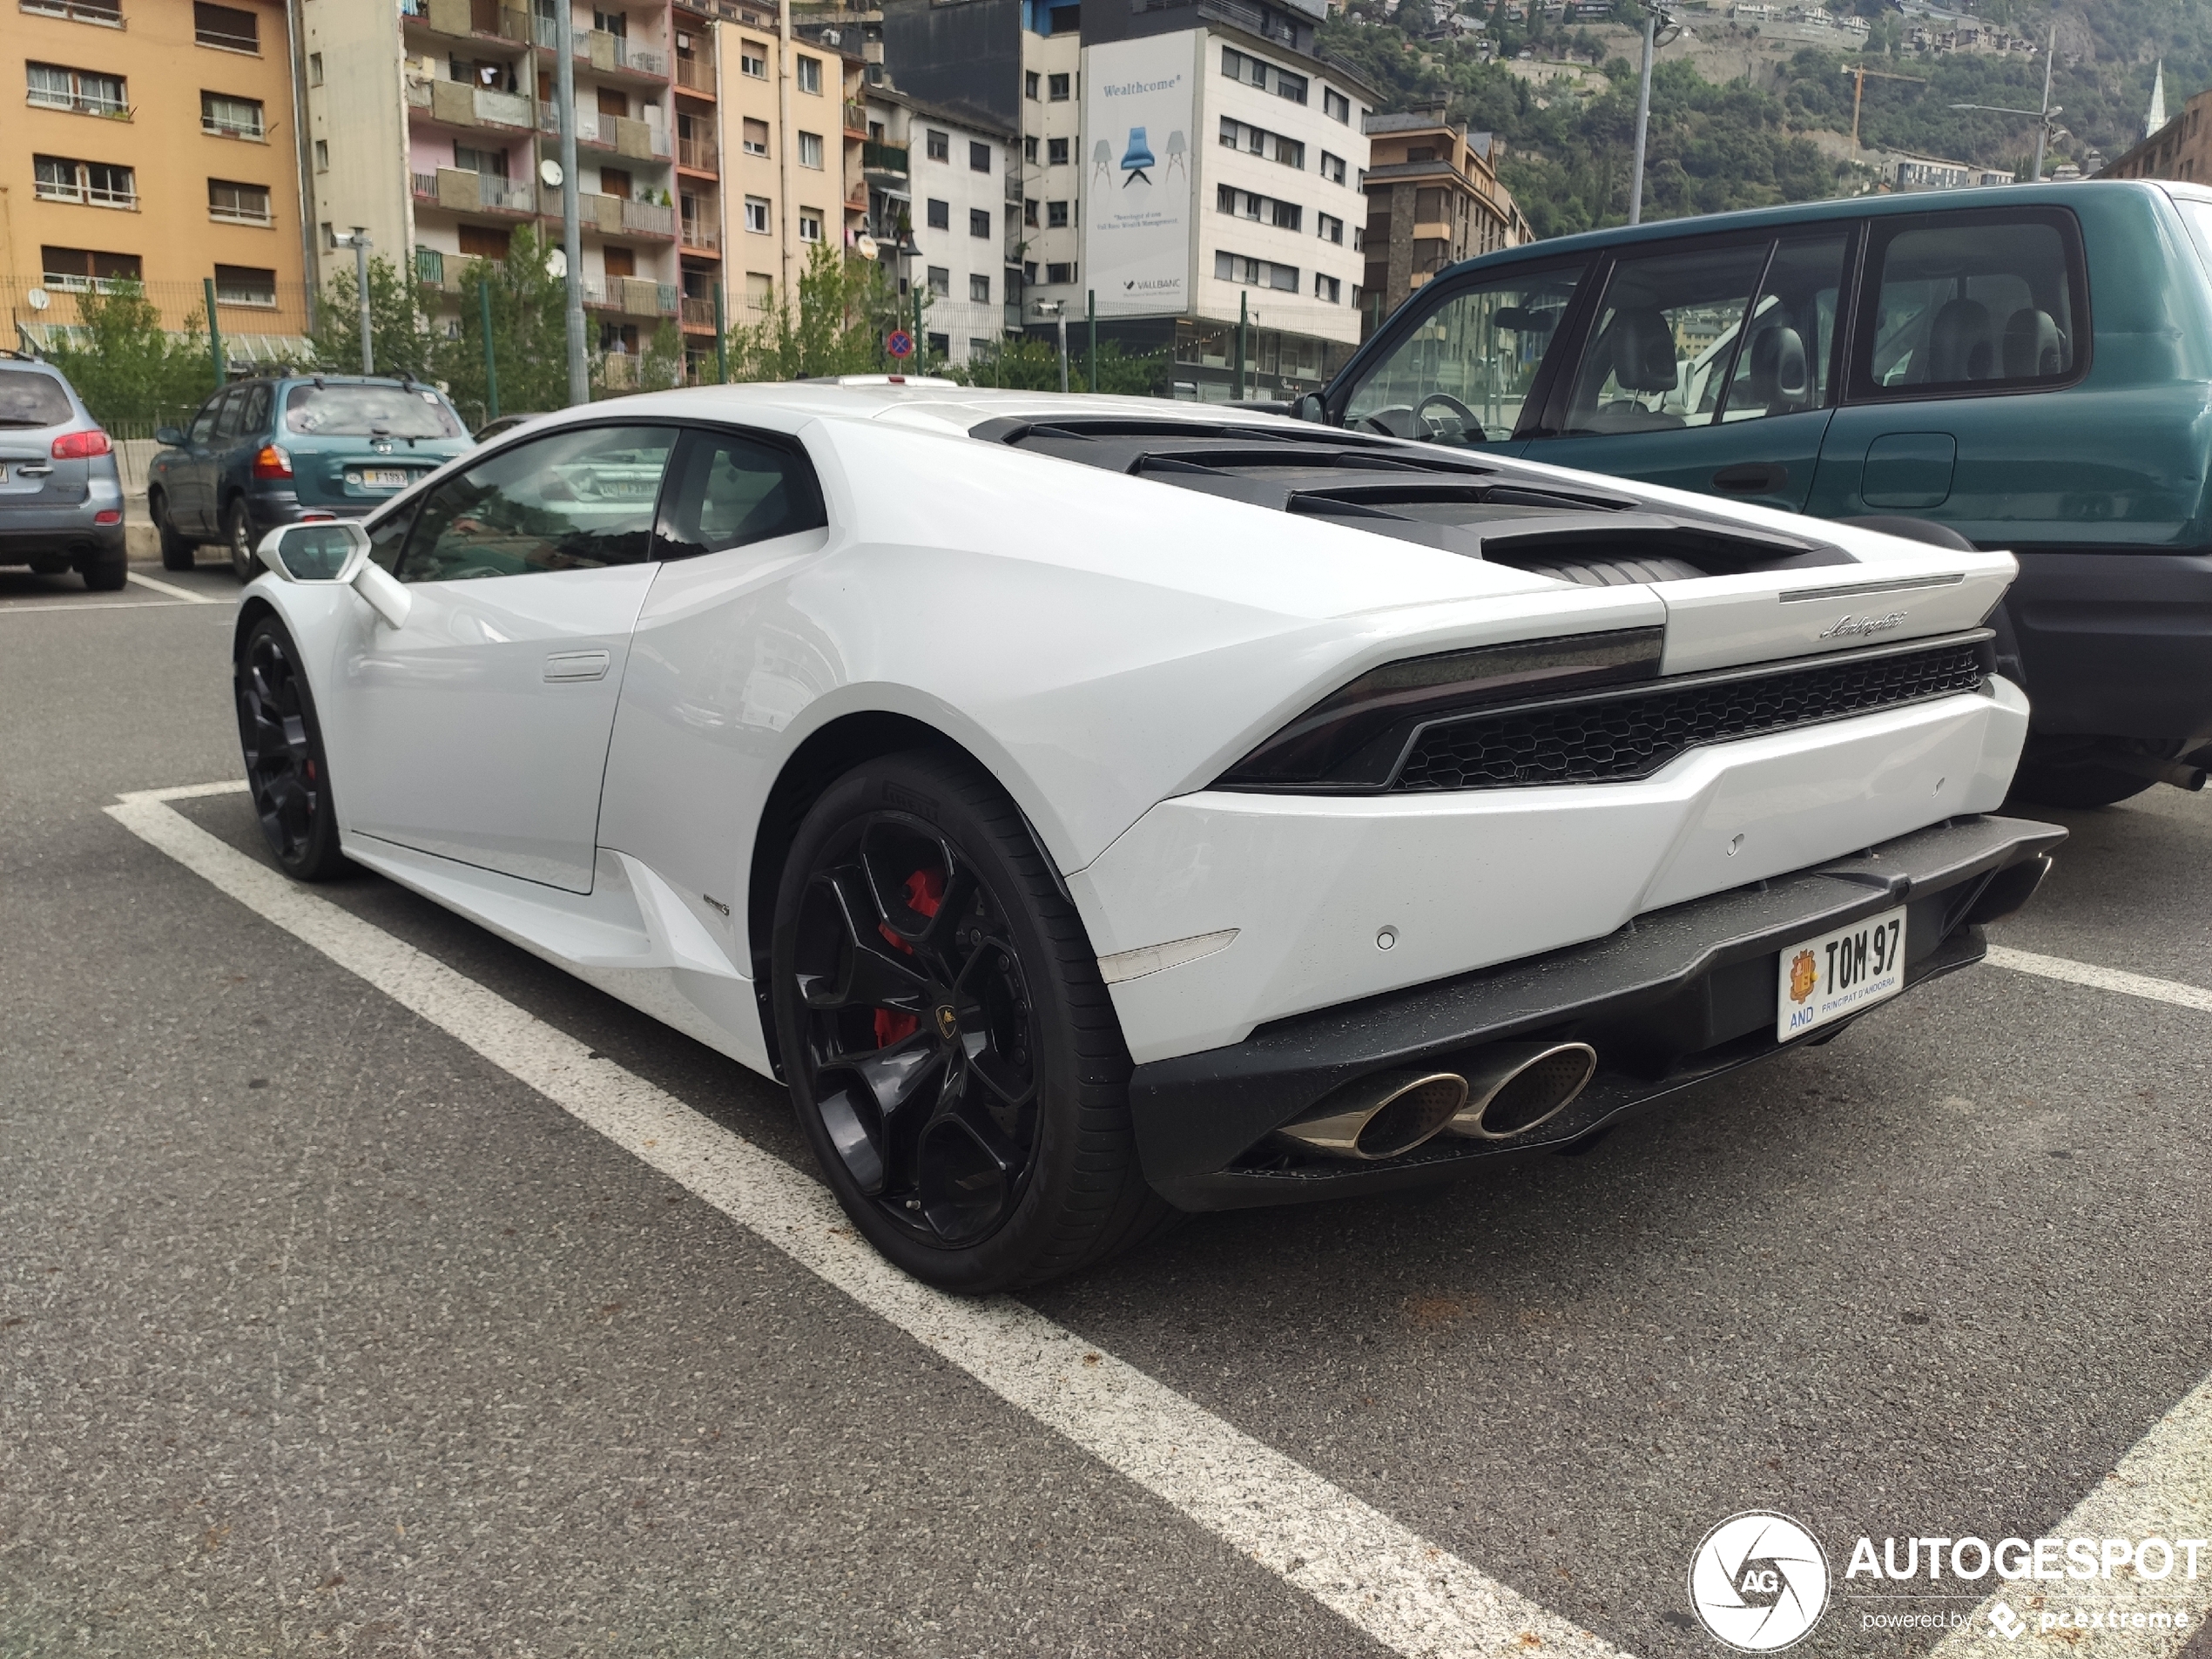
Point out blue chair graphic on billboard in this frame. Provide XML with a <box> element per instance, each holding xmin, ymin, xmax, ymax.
<box><xmin>1121</xmin><ymin>127</ymin><xmax>1154</xmax><ymax>187</ymax></box>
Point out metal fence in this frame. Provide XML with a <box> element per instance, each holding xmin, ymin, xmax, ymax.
<box><xmin>3</xmin><ymin>276</ymin><xmax>317</xmax><ymax>361</ymax></box>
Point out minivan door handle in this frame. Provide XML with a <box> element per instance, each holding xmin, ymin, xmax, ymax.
<box><xmin>543</xmin><ymin>650</ymin><xmax>611</xmax><ymax>683</ymax></box>
<box><xmin>1713</xmin><ymin>462</ymin><xmax>1788</xmax><ymax>495</ymax></box>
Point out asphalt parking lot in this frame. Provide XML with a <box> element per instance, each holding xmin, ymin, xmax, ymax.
<box><xmin>4</xmin><ymin>561</ymin><xmax>2210</xmax><ymax>1659</ymax></box>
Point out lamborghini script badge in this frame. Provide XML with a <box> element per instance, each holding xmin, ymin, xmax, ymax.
<box><xmin>1817</xmin><ymin>610</ymin><xmax>1906</xmax><ymax>640</ymax></box>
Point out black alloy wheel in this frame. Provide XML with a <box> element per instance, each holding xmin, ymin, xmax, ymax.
<box><xmin>152</xmin><ymin>489</ymin><xmax>196</xmax><ymax>570</ymax></box>
<box><xmin>226</xmin><ymin>498</ymin><xmax>259</xmax><ymax>581</ymax></box>
<box><xmin>772</xmin><ymin>752</ymin><xmax>1169</xmax><ymax>1292</ymax></box>
<box><xmin>235</xmin><ymin>616</ymin><xmax>347</xmax><ymax>880</ymax></box>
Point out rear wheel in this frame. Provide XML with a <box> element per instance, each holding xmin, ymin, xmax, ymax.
<box><xmin>2008</xmin><ymin>759</ymin><xmax>2160</xmax><ymax>809</ymax></box>
<box><xmin>151</xmin><ymin>490</ymin><xmax>195</xmax><ymax>570</ymax></box>
<box><xmin>235</xmin><ymin>615</ymin><xmax>347</xmax><ymax>880</ymax></box>
<box><xmin>80</xmin><ymin>544</ymin><xmax>127</xmax><ymax>591</ymax></box>
<box><xmin>771</xmin><ymin>751</ymin><xmax>1168</xmax><ymax>1293</ymax></box>
<box><xmin>225</xmin><ymin>498</ymin><xmax>259</xmax><ymax>581</ymax></box>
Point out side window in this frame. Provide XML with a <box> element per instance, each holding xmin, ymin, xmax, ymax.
<box><xmin>365</xmin><ymin>497</ymin><xmax>421</xmax><ymax>574</ymax></box>
<box><xmin>395</xmin><ymin>424</ymin><xmax>677</xmax><ymax>583</ymax></box>
<box><xmin>186</xmin><ymin>395</ymin><xmax>223</xmax><ymax>445</ymax></box>
<box><xmin>656</xmin><ymin>428</ymin><xmax>826</xmax><ymax>560</ymax></box>
<box><xmin>1853</xmin><ymin>212</ymin><xmax>2082</xmax><ymax>395</ymax></box>
<box><xmin>1339</xmin><ymin>262</ymin><xmax>1587</xmax><ymax>446</ymax></box>
<box><xmin>210</xmin><ymin>389</ymin><xmax>246</xmax><ymax>442</ymax></box>
<box><xmin>240</xmin><ymin>382</ymin><xmax>273</xmax><ymax>437</ymax></box>
<box><xmin>1713</xmin><ymin>233</ymin><xmax>1849</xmax><ymax>423</ymax></box>
<box><xmin>1559</xmin><ymin>240</ymin><xmax>1769</xmax><ymax>436</ymax></box>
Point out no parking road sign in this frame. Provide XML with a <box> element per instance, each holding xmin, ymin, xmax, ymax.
<box><xmin>885</xmin><ymin>329</ymin><xmax>914</xmax><ymax>359</ymax></box>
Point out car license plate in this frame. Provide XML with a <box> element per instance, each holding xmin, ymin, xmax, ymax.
<box><xmin>354</xmin><ymin>468</ymin><xmax>409</xmax><ymax>489</ymax></box>
<box><xmin>1777</xmin><ymin>906</ymin><xmax>1906</xmax><ymax>1042</ymax></box>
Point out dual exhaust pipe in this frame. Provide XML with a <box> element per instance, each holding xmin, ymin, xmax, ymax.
<box><xmin>1275</xmin><ymin>1042</ymin><xmax>1598</xmax><ymax>1162</ymax></box>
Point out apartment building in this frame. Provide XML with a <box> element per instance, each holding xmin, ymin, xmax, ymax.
<box><xmin>4</xmin><ymin>0</ymin><xmax>313</xmax><ymax>361</ymax></box>
<box><xmin>1016</xmin><ymin>14</ymin><xmax>1080</xmax><ymax>322</ymax></box>
<box><xmin>1359</xmin><ymin>106</ymin><xmax>1528</xmax><ymax>331</ymax></box>
<box><xmin>2101</xmin><ymin>88</ymin><xmax>2212</xmax><ymax>186</ymax></box>
<box><xmin>860</xmin><ymin>88</ymin><xmax>1010</xmax><ymax>366</ymax></box>
<box><xmin>298</xmin><ymin>0</ymin><xmax>710</xmax><ymax>378</ymax></box>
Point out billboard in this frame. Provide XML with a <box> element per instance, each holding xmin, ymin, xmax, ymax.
<box><xmin>1081</xmin><ymin>34</ymin><xmax>1195</xmax><ymax>316</ymax></box>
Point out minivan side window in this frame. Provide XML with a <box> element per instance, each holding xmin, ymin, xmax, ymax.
<box><xmin>186</xmin><ymin>395</ymin><xmax>223</xmax><ymax>446</ymax></box>
<box><xmin>1558</xmin><ymin>241</ymin><xmax>1769</xmax><ymax>435</ymax></box>
<box><xmin>1851</xmin><ymin>212</ymin><xmax>2084</xmax><ymax>396</ymax></box>
<box><xmin>1714</xmin><ymin>233</ymin><xmax>1849</xmax><ymax>421</ymax></box>
<box><xmin>1339</xmin><ymin>262</ymin><xmax>1587</xmax><ymax>446</ymax></box>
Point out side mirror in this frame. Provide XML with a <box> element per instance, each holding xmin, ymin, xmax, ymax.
<box><xmin>154</xmin><ymin>426</ymin><xmax>185</xmax><ymax>447</ymax></box>
<box><xmin>1291</xmin><ymin>393</ymin><xmax>1325</xmax><ymax>424</ymax></box>
<box><xmin>256</xmin><ymin>520</ymin><xmax>412</xmax><ymax>629</ymax></box>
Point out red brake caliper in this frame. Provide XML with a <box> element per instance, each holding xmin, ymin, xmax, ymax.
<box><xmin>872</xmin><ymin>867</ymin><xmax>944</xmax><ymax>1049</ymax></box>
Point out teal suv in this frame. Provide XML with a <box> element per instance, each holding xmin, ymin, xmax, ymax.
<box><xmin>149</xmin><ymin>375</ymin><xmax>472</xmax><ymax>580</ymax></box>
<box><xmin>1305</xmin><ymin>179</ymin><xmax>2212</xmax><ymax>806</ymax></box>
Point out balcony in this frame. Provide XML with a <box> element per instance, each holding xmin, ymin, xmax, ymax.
<box><xmin>677</xmin><ymin>132</ymin><xmax>716</xmax><ymax>172</ymax></box>
<box><xmin>413</xmin><ymin>168</ymin><xmax>534</xmax><ymax>214</ymax></box>
<box><xmin>579</xmin><ymin>275</ymin><xmax>679</xmax><ymax>316</ymax></box>
<box><xmin>623</xmin><ymin>198</ymin><xmax>676</xmax><ymax>237</ymax></box>
<box><xmin>679</xmin><ymin>295</ymin><xmax>718</xmax><ymax>329</ymax></box>
<box><xmin>673</xmin><ymin>53</ymin><xmax>714</xmax><ymax>95</ymax></box>
<box><xmin>404</xmin><ymin>0</ymin><xmax>536</xmax><ymax>38</ymax></box>
<box><xmin>537</xmin><ymin>105</ymin><xmax>670</xmax><ymax>160</ymax></box>
<box><xmin>679</xmin><ymin>201</ymin><xmax>721</xmax><ymax>252</ymax></box>
<box><xmin>861</xmin><ymin>140</ymin><xmax>907</xmax><ymax>179</ymax></box>
<box><xmin>407</xmin><ymin>78</ymin><xmax>534</xmax><ymax>131</ymax></box>
<box><xmin>843</xmin><ymin>99</ymin><xmax>867</xmax><ymax>137</ymax></box>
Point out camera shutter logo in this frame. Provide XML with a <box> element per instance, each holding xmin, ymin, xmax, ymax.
<box><xmin>1688</xmin><ymin>1512</ymin><xmax>1830</xmax><ymax>1651</ymax></box>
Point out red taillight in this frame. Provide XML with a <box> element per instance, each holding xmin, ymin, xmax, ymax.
<box><xmin>51</xmin><ymin>428</ymin><xmax>111</xmax><ymax>459</ymax></box>
<box><xmin>93</xmin><ymin>509</ymin><xmax>122</xmax><ymax>525</ymax></box>
<box><xmin>252</xmin><ymin>443</ymin><xmax>293</xmax><ymax>480</ymax></box>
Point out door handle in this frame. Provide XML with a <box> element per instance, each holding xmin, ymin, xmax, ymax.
<box><xmin>544</xmin><ymin>650</ymin><xmax>611</xmax><ymax>683</ymax></box>
<box><xmin>1713</xmin><ymin>462</ymin><xmax>1788</xmax><ymax>495</ymax></box>
<box><xmin>17</xmin><ymin>464</ymin><xmax>53</xmax><ymax>478</ymax></box>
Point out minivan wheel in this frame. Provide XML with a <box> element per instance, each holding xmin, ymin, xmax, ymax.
<box><xmin>236</xmin><ymin>615</ymin><xmax>347</xmax><ymax>880</ymax></box>
<box><xmin>771</xmin><ymin>750</ymin><xmax>1170</xmax><ymax>1294</ymax></box>
<box><xmin>225</xmin><ymin>499</ymin><xmax>259</xmax><ymax>580</ymax></box>
<box><xmin>151</xmin><ymin>490</ymin><xmax>195</xmax><ymax>570</ymax></box>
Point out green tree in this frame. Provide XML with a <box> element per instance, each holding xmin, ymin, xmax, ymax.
<box><xmin>440</xmin><ymin>226</ymin><xmax>582</xmax><ymax>423</ymax></box>
<box><xmin>309</xmin><ymin>254</ymin><xmax>435</xmax><ymax>380</ymax></box>
<box><xmin>43</xmin><ymin>280</ymin><xmax>213</xmax><ymax>428</ymax></box>
<box><xmin>725</xmin><ymin>241</ymin><xmax>907</xmax><ymax>381</ymax></box>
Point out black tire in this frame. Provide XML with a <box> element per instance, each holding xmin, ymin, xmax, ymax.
<box><xmin>1835</xmin><ymin>515</ymin><xmax>1979</xmax><ymax>552</ymax></box>
<box><xmin>235</xmin><ymin>615</ymin><xmax>347</xmax><ymax>880</ymax></box>
<box><xmin>80</xmin><ymin>545</ymin><xmax>127</xmax><ymax>592</ymax></box>
<box><xmin>771</xmin><ymin>750</ymin><xmax>1170</xmax><ymax>1293</ymax></box>
<box><xmin>224</xmin><ymin>497</ymin><xmax>259</xmax><ymax>581</ymax></box>
<box><xmin>2007</xmin><ymin>759</ymin><xmax>2160</xmax><ymax>810</ymax></box>
<box><xmin>151</xmin><ymin>489</ymin><xmax>196</xmax><ymax>570</ymax></box>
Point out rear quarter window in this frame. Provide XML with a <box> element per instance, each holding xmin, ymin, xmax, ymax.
<box><xmin>286</xmin><ymin>383</ymin><xmax>466</xmax><ymax>440</ymax></box>
<box><xmin>0</xmin><ymin>368</ymin><xmax>76</xmax><ymax>428</ymax></box>
<box><xmin>1850</xmin><ymin>209</ymin><xmax>2087</xmax><ymax>398</ymax></box>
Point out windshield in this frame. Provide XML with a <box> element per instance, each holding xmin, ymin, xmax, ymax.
<box><xmin>0</xmin><ymin>368</ymin><xmax>75</xmax><ymax>428</ymax></box>
<box><xmin>285</xmin><ymin>383</ymin><xmax>464</xmax><ymax>440</ymax></box>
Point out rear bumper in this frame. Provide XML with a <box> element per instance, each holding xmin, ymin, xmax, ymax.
<box><xmin>2008</xmin><ymin>548</ymin><xmax>2212</xmax><ymax>739</ymax></box>
<box><xmin>0</xmin><ymin>516</ymin><xmax>125</xmax><ymax>562</ymax></box>
<box><xmin>242</xmin><ymin>487</ymin><xmax>379</xmax><ymax>531</ymax></box>
<box><xmin>1130</xmin><ymin>813</ymin><xmax>2065</xmax><ymax>1211</ymax></box>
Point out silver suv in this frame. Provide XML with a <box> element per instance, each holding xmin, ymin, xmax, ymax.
<box><xmin>0</xmin><ymin>354</ymin><xmax>126</xmax><ymax>590</ymax></box>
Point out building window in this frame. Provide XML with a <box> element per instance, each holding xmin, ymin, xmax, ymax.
<box><xmin>1022</xmin><ymin>260</ymin><xmax>1038</xmax><ymax>283</ymax></box>
<box><xmin>192</xmin><ymin>2</ymin><xmax>259</xmax><ymax>51</ymax></box>
<box><xmin>1221</xmin><ymin>46</ymin><xmax>1267</xmax><ymax>88</ymax></box>
<box><xmin>458</xmin><ymin>222</ymin><xmax>510</xmax><ymax>258</ymax></box>
<box><xmin>200</xmin><ymin>91</ymin><xmax>265</xmax><ymax>139</ymax></box>
<box><xmin>796</xmin><ymin>55</ymin><xmax>821</xmax><ymax>94</ymax></box>
<box><xmin>1025</xmin><ymin>71</ymin><xmax>1040</xmax><ymax>100</ymax></box>
<box><xmin>744</xmin><ymin>117</ymin><xmax>769</xmax><ymax>157</ymax></box>
<box><xmin>314</xmin><ymin>138</ymin><xmax>328</xmax><ymax>171</ymax></box>
<box><xmin>27</xmin><ymin>64</ymin><xmax>128</xmax><ymax>117</ymax></box>
<box><xmin>969</xmin><ymin>337</ymin><xmax>989</xmax><ymax>358</ymax></box>
<box><xmin>1271</xmin><ymin>199</ymin><xmax>1302</xmax><ymax>232</ymax></box>
<box><xmin>213</xmin><ymin>263</ymin><xmax>276</xmax><ymax>305</ymax></box>
<box><xmin>1219</xmin><ymin>118</ymin><xmax>1303</xmax><ymax>170</ymax></box>
<box><xmin>208</xmin><ymin>178</ymin><xmax>272</xmax><ymax>225</ymax></box>
<box><xmin>40</xmin><ymin>246</ymin><xmax>140</xmax><ymax>290</ymax></box>
<box><xmin>307</xmin><ymin>51</ymin><xmax>323</xmax><ymax>86</ymax></box>
<box><xmin>926</xmin><ymin>198</ymin><xmax>949</xmax><ymax>230</ymax></box>
<box><xmin>1275</xmin><ymin>71</ymin><xmax>1306</xmax><ymax>105</ymax></box>
<box><xmin>1047</xmin><ymin>199</ymin><xmax>1069</xmax><ymax>228</ymax></box>
<box><xmin>1318</xmin><ymin>212</ymin><xmax>1343</xmax><ymax>245</ymax></box>
<box><xmin>969</xmin><ymin>272</ymin><xmax>989</xmax><ymax>301</ymax></box>
<box><xmin>1044</xmin><ymin>260</ymin><xmax>1075</xmax><ymax>283</ymax></box>
<box><xmin>798</xmin><ymin>209</ymin><xmax>822</xmax><ymax>242</ymax></box>
<box><xmin>1047</xmin><ymin>72</ymin><xmax>1069</xmax><ymax>101</ymax></box>
<box><xmin>1314</xmin><ymin>273</ymin><xmax>1341</xmax><ymax>303</ymax></box>
<box><xmin>1323</xmin><ymin>87</ymin><xmax>1350</xmax><ymax>123</ymax></box>
<box><xmin>1320</xmin><ymin>151</ymin><xmax>1345</xmax><ymax>186</ymax></box>
<box><xmin>799</xmin><ymin>131</ymin><xmax>823</xmax><ymax>168</ymax></box>
<box><xmin>1215</xmin><ymin>250</ymin><xmax>1298</xmax><ymax>291</ymax></box>
<box><xmin>927</xmin><ymin>128</ymin><xmax>949</xmax><ymax>162</ymax></box>
<box><xmin>969</xmin><ymin>207</ymin><xmax>989</xmax><ymax>238</ymax></box>
<box><xmin>927</xmin><ymin>331</ymin><xmax>949</xmax><ymax>358</ymax></box>
<box><xmin>745</xmin><ymin>195</ymin><xmax>770</xmax><ymax>233</ymax></box>
<box><xmin>740</xmin><ymin>42</ymin><xmax>768</xmax><ymax>78</ymax></box>
<box><xmin>33</xmin><ymin>155</ymin><xmax>136</xmax><ymax>208</ymax></box>
<box><xmin>969</xmin><ymin>140</ymin><xmax>990</xmax><ymax>173</ymax></box>
<box><xmin>1047</xmin><ymin>136</ymin><xmax>1069</xmax><ymax>166</ymax></box>
<box><xmin>1023</xmin><ymin>134</ymin><xmax>1038</xmax><ymax>164</ymax></box>
<box><xmin>23</xmin><ymin>0</ymin><xmax>125</xmax><ymax>26</ymax></box>
<box><xmin>927</xmin><ymin>265</ymin><xmax>949</xmax><ymax>295</ymax></box>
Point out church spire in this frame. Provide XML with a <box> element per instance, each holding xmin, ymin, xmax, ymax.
<box><xmin>2148</xmin><ymin>59</ymin><xmax>2168</xmax><ymax>138</ymax></box>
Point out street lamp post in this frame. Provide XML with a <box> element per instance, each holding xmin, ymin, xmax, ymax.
<box><xmin>1948</xmin><ymin>24</ymin><xmax>2060</xmax><ymax>182</ymax></box>
<box><xmin>1627</xmin><ymin>5</ymin><xmax>1687</xmax><ymax>226</ymax></box>
<box><xmin>331</xmin><ymin>229</ymin><xmax>374</xmax><ymax>374</ymax></box>
<box><xmin>1035</xmin><ymin>300</ymin><xmax>1068</xmax><ymax>393</ymax></box>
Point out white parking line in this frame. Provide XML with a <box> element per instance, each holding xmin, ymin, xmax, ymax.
<box><xmin>105</xmin><ymin>783</ymin><xmax>1627</xmax><ymax>1659</ymax></box>
<box><xmin>1987</xmin><ymin>946</ymin><xmax>2212</xmax><ymax>1017</ymax></box>
<box><xmin>125</xmin><ymin>570</ymin><xmax>222</xmax><ymax>603</ymax></box>
<box><xmin>0</xmin><ymin>598</ymin><xmax>193</xmax><ymax>615</ymax></box>
<box><xmin>1929</xmin><ymin>1372</ymin><xmax>2212</xmax><ymax>1656</ymax></box>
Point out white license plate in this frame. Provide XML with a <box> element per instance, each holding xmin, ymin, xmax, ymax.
<box><xmin>1777</xmin><ymin>906</ymin><xmax>1906</xmax><ymax>1042</ymax></box>
<box><xmin>354</xmin><ymin>468</ymin><xmax>409</xmax><ymax>489</ymax></box>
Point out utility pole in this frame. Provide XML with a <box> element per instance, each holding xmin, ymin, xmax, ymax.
<box><xmin>1947</xmin><ymin>26</ymin><xmax>2060</xmax><ymax>185</ymax></box>
<box><xmin>329</xmin><ymin>229</ymin><xmax>374</xmax><ymax>373</ymax></box>
<box><xmin>555</xmin><ymin>0</ymin><xmax>587</xmax><ymax>404</ymax></box>
<box><xmin>1628</xmin><ymin>9</ymin><xmax>1655</xmax><ymax>225</ymax></box>
<box><xmin>1235</xmin><ymin>289</ymin><xmax>1247</xmax><ymax>401</ymax></box>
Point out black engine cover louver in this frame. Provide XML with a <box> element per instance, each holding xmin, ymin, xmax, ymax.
<box><xmin>1394</xmin><ymin>638</ymin><xmax>1991</xmax><ymax>792</ymax></box>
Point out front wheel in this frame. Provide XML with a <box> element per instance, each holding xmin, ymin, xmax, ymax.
<box><xmin>236</xmin><ymin>615</ymin><xmax>347</xmax><ymax>880</ymax></box>
<box><xmin>771</xmin><ymin>751</ymin><xmax>1169</xmax><ymax>1293</ymax></box>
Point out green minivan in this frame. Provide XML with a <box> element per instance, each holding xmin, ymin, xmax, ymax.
<box><xmin>1305</xmin><ymin>179</ymin><xmax>2212</xmax><ymax>806</ymax></box>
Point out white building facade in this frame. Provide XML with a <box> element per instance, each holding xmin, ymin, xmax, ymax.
<box><xmin>867</xmin><ymin>90</ymin><xmax>1013</xmax><ymax>367</ymax></box>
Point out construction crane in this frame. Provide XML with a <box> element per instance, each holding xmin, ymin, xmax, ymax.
<box><xmin>1843</xmin><ymin>62</ymin><xmax>1926</xmax><ymax>155</ymax></box>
